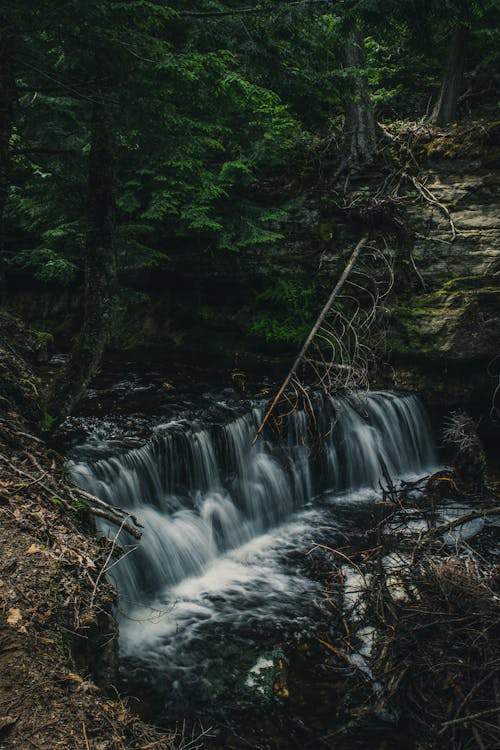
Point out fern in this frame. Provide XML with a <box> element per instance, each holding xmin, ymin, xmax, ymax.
<box><xmin>13</xmin><ymin>248</ymin><xmax>78</xmax><ymax>285</ymax></box>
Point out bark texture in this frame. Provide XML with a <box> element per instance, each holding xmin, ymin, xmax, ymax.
<box><xmin>46</xmin><ymin>71</ymin><xmax>118</xmax><ymax>424</ymax></box>
<box><xmin>339</xmin><ymin>30</ymin><xmax>377</xmax><ymax>173</ymax></box>
<box><xmin>0</xmin><ymin>30</ymin><xmax>16</xmax><ymax>304</ymax></box>
<box><xmin>430</xmin><ymin>25</ymin><xmax>470</xmax><ymax>125</ymax></box>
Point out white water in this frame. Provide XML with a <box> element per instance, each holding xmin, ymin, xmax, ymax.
<box><xmin>69</xmin><ymin>390</ymin><xmax>436</xmax><ymax>704</ymax></box>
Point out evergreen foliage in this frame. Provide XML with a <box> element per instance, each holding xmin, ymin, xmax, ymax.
<box><xmin>252</xmin><ymin>279</ymin><xmax>318</xmax><ymax>343</ymax></box>
<box><xmin>1</xmin><ymin>0</ymin><xmax>499</xmax><ymax>325</ymax></box>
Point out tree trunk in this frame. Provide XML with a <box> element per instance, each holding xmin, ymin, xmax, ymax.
<box><xmin>46</xmin><ymin>70</ymin><xmax>118</xmax><ymax>426</ymax></box>
<box><xmin>430</xmin><ymin>25</ymin><xmax>470</xmax><ymax>125</ymax></box>
<box><xmin>339</xmin><ymin>30</ymin><xmax>377</xmax><ymax>173</ymax></box>
<box><xmin>0</xmin><ymin>31</ymin><xmax>16</xmax><ymax>304</ymax></box>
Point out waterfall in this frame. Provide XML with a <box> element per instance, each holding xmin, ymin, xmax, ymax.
<box><xmin>68</xmin><ymin>391</ymin><xmax>436</xmax><ymax>611</ymax></box>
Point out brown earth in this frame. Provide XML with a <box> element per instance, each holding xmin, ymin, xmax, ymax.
<box><xmin>0</xmin><ymin>312</ymin><xmax>180</xmax><ymax>750</ymax></box>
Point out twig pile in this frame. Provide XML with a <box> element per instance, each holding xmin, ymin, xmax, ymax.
<box><xmin>371</xmin><ymin>552</ymin><xmax>500</xmax><ymax>749</ymax></box>
<box><xmin>318</xmin><ymin>471</ymin><xmax>500</xmax><ymax>749</ymax></box>
<box><xmin>369</xmin><ymin>474</ymin><xmax>500</xmax><ymax>749</ymax></box>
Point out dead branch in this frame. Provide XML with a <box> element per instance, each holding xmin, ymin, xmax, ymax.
<box><xmin>81</xmin><ymin>506</ymin><xmax>142</xmax><ymax>540</ymax></box>
<box><xmin>0</xmin><ymin>451</ymin><xmax>142</xmax><ymax>539</ymax></box>
<box><xmin>69</xmin><ymin>485</ymin><xmax>143</xmax><ymax>529</ymax></box>
<box><xmin>432</xmin><ymin>506</ymin><xmax>500</xmax><ymax>537</ymax></box>
<box><xmin>405</xmin><ymin>173</ymin><xmax>457</xmax><ymax>241</ymax></box>
<box><xmin>90</xmin><ymin>516</ymin><xmax>135</xmax><ymax>608</ymax></box>
<box><xmin>252</xmin><ymin>235</ymin><xmax>368</xmax><ymax>445</ymax></box>
<box><xmin>438</xmin><ymin>706</ymin><xmax>500</xmax><ymax>734</ymax></box>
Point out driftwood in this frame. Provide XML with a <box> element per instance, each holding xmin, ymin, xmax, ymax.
<box><xmin>69</xmin><ymin>485</ymin><xmax>143</xmax><ymax>531</ymax></box>
<box><xmin>252</xmin><ymin>235</ymin><xmax>368</xmax><ymax>446</ymax></box>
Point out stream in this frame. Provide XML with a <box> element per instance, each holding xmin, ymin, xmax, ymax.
<box><xmin>64</xmin><ymin>368</ymin><xmax>438</xmax><ymax>747</ymax></box>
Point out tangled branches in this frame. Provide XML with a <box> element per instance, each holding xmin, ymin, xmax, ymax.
<box><xmin>443</xmin><ymin>411</ymin><xmax>481</xmax><ymax>453</ymax></box>
<box><xmin>370</xmin><ymin>552</ymin><xmax>500</xmax><ymax>750</ymax></box>
<box><xmin>304</xmin><ymin>242</ymin><xmax>394</xmax><ymax>396</ymax></box>
<box><xmin>442</xmin><ymin>411</ymin><xmax>486</xmax><ymax>493</ymax></box>
<box><xmin>321</xmin><ymin>471</ymin><xmax>500</xmax><ymax>749</ymax></box>
<box><xmin>253</xmin><ymin>237</ymin><xmax>394</xmax><ymax>444</ymax></box>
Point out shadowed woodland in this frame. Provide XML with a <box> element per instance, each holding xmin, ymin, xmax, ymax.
<box><xmin>0</xmin><ymin>2</ymin><xmax>499</xmax><ymax>749</ymax></box>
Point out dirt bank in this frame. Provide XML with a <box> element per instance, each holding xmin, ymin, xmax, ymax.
<box><xmin>0</xmin><ymin>311</ymin><xmax>180</xmax><ymax>749</ymax></box>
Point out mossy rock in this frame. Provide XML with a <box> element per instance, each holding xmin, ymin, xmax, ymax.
<box><xmin>441</xmin><ymin>273</ymin><xmax>500</xmax><ymax>292</ymax></box>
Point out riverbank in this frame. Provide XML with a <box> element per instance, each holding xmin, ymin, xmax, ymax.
<box><xmin>1</xmin><ymin>310</ymin><xmax>499</xmax><ymax>750</ymax></box>
<box><xmin>0</xmin><ymin>312</ymin><xmax>180</xmax><ymax>750</ymax></box>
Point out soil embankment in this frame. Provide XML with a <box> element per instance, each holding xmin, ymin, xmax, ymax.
<box><xmin>0</xmin><ymin>312</ymin><xmax>177</xmax><ymax>749</ymax></box>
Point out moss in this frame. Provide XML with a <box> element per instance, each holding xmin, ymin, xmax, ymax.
<box><xmin>419</xmin><ymin>123</ymin><xmax>492</xmax><ymax>160</ymax></box>
<box><xmin>395</xmin><ymin>291</ymin><xmax>449</xmax><ymax>316</ymax></box>
<box><xmin>31</xmin><ymin>329</ymin><xmax>54</xmax><ymax>347</ymax></box>
<box><xmin>27</xmin><ymin>328</ymin><xmax>54</xmax><ymax>364</ymax></box>
<box><xmin>390</xmin><ymin>293</ymin><xmax>455</xmax><ymax>355</ymax></box>
<box><xmin>71</xmin><ymin>503</ymin><xmax>94</xmax><ymax>533</ymax></box>
<box><xmin>389</xmin><ymin>280</ymin><xmax>500</xmax><ymax>362</ymax></box>
<box><xmin>318</xmin><ymin>222</ymin><xmax>334</xmax><ymax>241</ymax></box>
<box><xmin>41</xmin><ymin>412</ymin><xmax>55</xmax><ymax>433</ymax></box>
<box><xmin>441</xmin><ymin>273</ymin><xmax>500</xmax><ymax>292</ymax></box>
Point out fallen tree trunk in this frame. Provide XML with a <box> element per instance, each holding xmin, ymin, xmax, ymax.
<box><xmin>252</xmin><ymin>235</ymin><xmax>368</xmax><ymax>445</ymax></box>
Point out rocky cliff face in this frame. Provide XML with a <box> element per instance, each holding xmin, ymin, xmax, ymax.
<box><xmin>387</xmin><ymin>126</ymin><xmax>500</xmax><ymax>410</ymax></box>
<box><xmin>394</xmin><ymin>175</ymin><xmax>499</xmax><ymax>357</ymax></box>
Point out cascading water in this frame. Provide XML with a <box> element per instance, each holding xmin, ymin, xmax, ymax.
<box><xmin>68</xmin><ymin>389</ymin><xmax>436</xmax><ymax>712</ymax></box>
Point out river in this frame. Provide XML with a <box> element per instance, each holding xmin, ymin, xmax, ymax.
<box><xmin>64</xmin><ymin>367</ymin><xmax>438</xmax><ymax>747</ymax></box>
